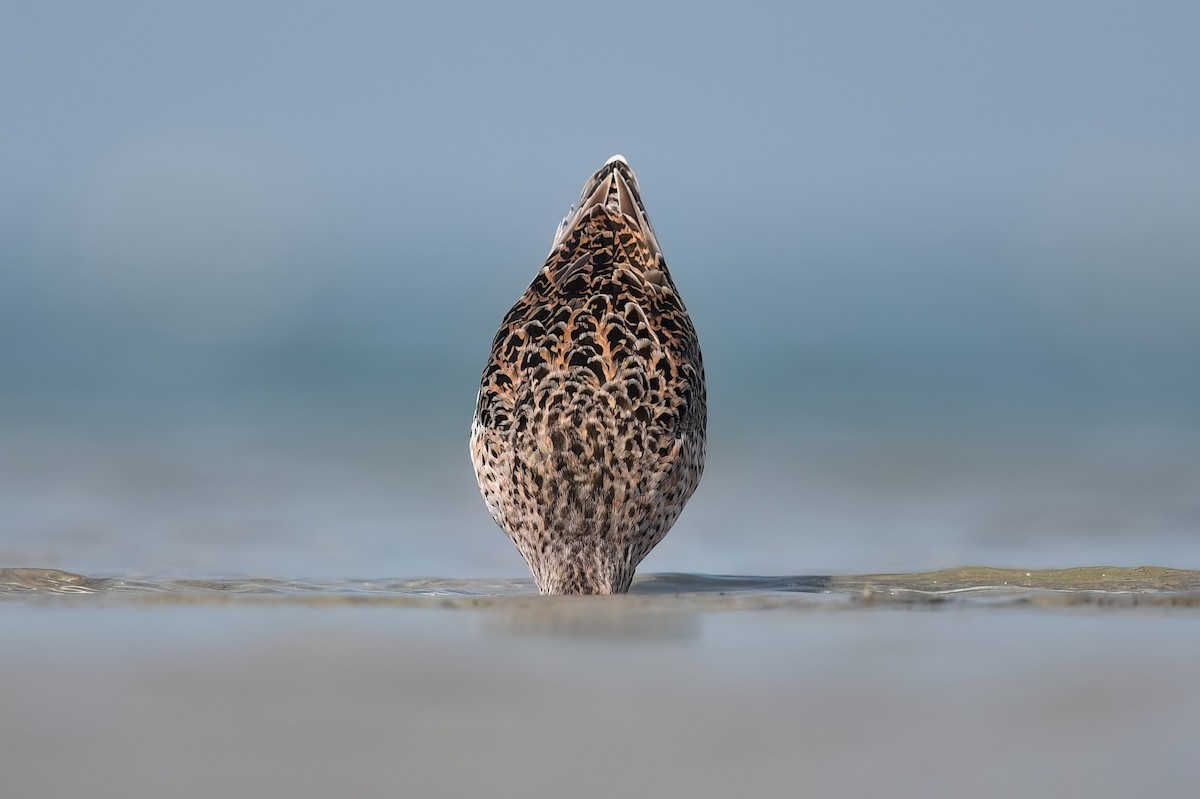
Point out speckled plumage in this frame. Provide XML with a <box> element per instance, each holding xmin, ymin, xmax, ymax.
<box><xmin>470</xmin><ymin>156</ymin><xmax>707</xmax><ymax>595</ymax></box>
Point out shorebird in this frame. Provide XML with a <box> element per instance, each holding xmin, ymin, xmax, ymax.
<box><xmin>470</xmin><ymin>155</ymin><xmax>706</xmax><ymax>595</ymax></box>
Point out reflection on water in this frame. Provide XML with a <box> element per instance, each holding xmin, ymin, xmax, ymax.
<box><xmin>4</xmin><ymin>565</ymin><xmax>1199</xmax><ymax>610</ymax></box>
<box><xmin>482</xmin><ymin>600</ymin><xmax>705</xmax><ymax>640</ymax></box>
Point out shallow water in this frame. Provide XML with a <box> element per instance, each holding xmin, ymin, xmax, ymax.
<box><xmin>6</xmin><ymin>578</ymin><xmax>1200</xmax><ymax>799</ymax></box>
<box><xmin>4</xmin><ymin>565</ymin><xmax>1200</xmax><ymax>609</ymax></box>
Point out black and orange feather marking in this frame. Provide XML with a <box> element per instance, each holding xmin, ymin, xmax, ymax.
<box><xmin>470</xmin><ymin>156</ymin><xmax>706</xmax><ymax>594</ymax></box>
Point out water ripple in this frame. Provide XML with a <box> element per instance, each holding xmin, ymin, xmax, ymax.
<box><xmin>3</xmin><ymin>566</ymin><xmax>1199</xmax><ymax>610</ymax></box>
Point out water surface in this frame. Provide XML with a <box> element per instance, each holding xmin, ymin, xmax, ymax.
<box><xmin>6</xmin><ymin>578</ymin><xmax>1199</xmax><ymax>799</ymax></box>
<box><xmin>5</xmin><ymin>565</ymin><xmax>1199</xmax><ymax>610</ymax></box>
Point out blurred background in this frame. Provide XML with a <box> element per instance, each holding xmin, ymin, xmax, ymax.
<box><xmin>3</xmin><ymin>0</ymin><xmax>1198</xmax><ymax>579</ymax></box>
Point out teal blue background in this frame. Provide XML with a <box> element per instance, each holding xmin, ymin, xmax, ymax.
<box><xmin>3</xmin><ymin>1</ymin><xmax>1198</xmax><ymax>578</ymax></box>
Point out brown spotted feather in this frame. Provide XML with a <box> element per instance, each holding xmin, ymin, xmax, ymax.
<box><xmin>470</xmin><ymin>156</ymin><xmax>706</xmax><ymax>595</ymax></box>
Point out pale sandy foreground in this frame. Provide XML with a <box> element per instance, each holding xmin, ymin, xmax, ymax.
<box><xmin>3</xmin><ymin>570</ymin><xmax>1199</xmax><ymax>799</ymax></box>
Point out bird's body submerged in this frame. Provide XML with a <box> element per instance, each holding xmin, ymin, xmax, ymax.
<box><xmin>470</xmin><ymin>156</ymin><xmax>707</xmax><ymax>595</ymax></box>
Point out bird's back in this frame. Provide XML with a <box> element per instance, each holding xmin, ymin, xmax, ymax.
<box><xmin>471</xmin><ymin>156</ymin><xmax>706</xmax><ymax>594</ymax></box>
